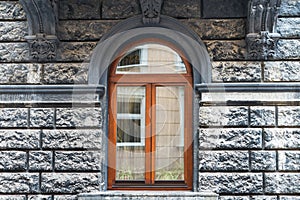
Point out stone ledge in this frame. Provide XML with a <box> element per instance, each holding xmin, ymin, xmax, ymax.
<box><xmin>78</xmin><ymin>191</ymin><xmax>218</xmax><ymax>200</ymax></box>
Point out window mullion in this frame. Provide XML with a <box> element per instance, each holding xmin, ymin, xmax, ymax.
<box><xmin>145</xmin><ymin>84</ymin><xmax>153</xmax><ymax>184</ymax></box>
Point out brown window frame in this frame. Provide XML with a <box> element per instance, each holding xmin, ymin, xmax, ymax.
<box><xmin>108</xmin><ymin>41</ymin><xmax>193</xmax><ymax>190</ymax></box>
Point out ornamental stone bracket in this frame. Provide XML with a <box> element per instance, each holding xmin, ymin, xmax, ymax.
<box><xmin>139</xmin><ymin>0</ymin><xmax>163</xmax><ymax>24</ymax></box>
<box><xmin>246</xmin><ymin>0</ymin><xmax>281</xmax><ymax>60</ymax></box>
<box><xmin>19</xmin><ymin>0</ymin><xmax>59</xmax><ymax>62</ymax></box>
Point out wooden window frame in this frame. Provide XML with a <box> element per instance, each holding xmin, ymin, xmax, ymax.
<box><xmin>108</xmin><ymin>41</ymin><xmax>193</xmax><ymax>191</ymax></box>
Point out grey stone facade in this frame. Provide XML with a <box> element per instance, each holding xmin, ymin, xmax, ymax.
<box><xmin>0</xmin><ymin>0</ymin><xmax>299</xmax><ymax>199</ymax></box>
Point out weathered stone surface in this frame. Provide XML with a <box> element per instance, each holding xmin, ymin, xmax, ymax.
<box><xmin>0</xmin><ymin>64</ymin><xmax>41</xmax><ymax>84</ymax></box>
<box><xmin>54</xmin><ymin>195</ymin><xmax>77</xmax><ymax>200</ymax></box>
<box><xmin>41</xmin><ymin>173</ymin><xmax>100</xmax><ymax>193</ymax></box>
<box><xmin>264</xmin><ymin>61</ymin><xmax>300</xmax><ymax>82</ymax></box>
<box><xmin>199</xmin><ymin>173</ymin><xmax>263</xmax><ymax>194</ymax></box>
<box><xmin>0</xmin><ymin>173</ymin><xmax>39</xmax><ymax>193</ymax></box>
<box><xmin>277</xmin><ymin>18</ymin><xmax>300</xmax><ymax>38</ymax></box>
<box><xmin>0</xmin><ymin>195</ymin><xmax>26</xmax><ymax>200</ymax></box>
<box><xmin>102</xmin><ymin>0</ymin><xmax>140</xmax><ymax>19</ymax></box>
<box><xmin>199</xmin><ymin>128</ymin><xmax>262</xmax><ymax>149</ymax></box>
<box><xmin>280</xmin><ymin>196</ymin><xmax>300</xmax><ymax>200</ymax></box>
<box><xmin>57</xmin><ymin>42</ymin><xmax>97</xmax><ymax>62</ymax></box>
<box><xmin>42</xmin><ymin>129</ymin><xmax>102</xmax><ymax>149</ymax></box>
<box><xmin>0</xmin><ymin>43</ymin><xmax>29</xmax><ymax>62</ymax></box>
<box><xmin>199</xmin><ymin>106</ymin><xmax>248</xmax><ymax>127</ymax></box>
<box><xmin>278</xmin><ymin>151</ymin><xmax>300</xmax><ymax>171</ymax></box>
<box><xmin>280</xmin><ymin>0</ymin><xmax>300</xmax><ymax>16</ymax></box>
<box><xmin>28</xmin><ymin>195</ymin><xmax>52</xmax><ymax>200</ymax></box>
<box><xmin>43</xmin><ymin>63</ymin><xmax>88</xmax><ymax>84</ymax></box>
<box><xmin>250</xmin><ymin>107</ymin><xmax>276</xmax><ymax>127</ymax></box>
<box><xmin>219</xmin><ymin>197</ymin><xmax>249</xmax><ymax>200</ymax></box>
<box><xmin>202</xmin><ymin>0</ymin><xmax>248</xmax><ymax>18</ymax></box>
<box><xmin>162</xmin><ymin>0</ymin><xmax>200</xmax><ymax>18</ymax></box>
<box><xmin>29</xmin><ymin>151</ymin><xmax>52</xmax><ymax>171</ymax></box>
<box><xmin>199</xmin><ymin>151</ymin><xmax>249</xmax><ymax>171</ymax></box>
<box><xmin>184</xmin><ymin>19</ymin><xmax>246</xmax><ymax>40</ymax></box>
<box><xmin>59</xmin><ymin>0</ymin><xmax>100</xmax><ymax>19</ymax></box>
<box><xmin>0</xmin><ymin>21</ymin><xmax>27</xmax><ymax>41</ymax></box>
<box><xmin>265</xmin><ymin>173</ymin><xmax>300</xmax><ymax>193</ymax></box>
<box><xmin>212</xmin><ymin>61</ymin><xmax>261</xmax><ymax>82</ymax></box>
<box><xmin>56</xmin><ymin>108</ymin><xmax>102</xmax><ymax>128</ymax></box>
<box><xmin>55</xmin><ymin>151</ymin><xmax>101</xmax><ymax>171</ymax></box>
<box><xmin>265</xmin><ymin>128</ymin><xmax>300</xmax><ymax>149</ymax></box>
<box><xmin>30</xmin><ymin>108</ymin><xmax>54</xmax><ymax>128</ymax></box>
<box><xmin>0</xmin><ymin>108</ymin><xmax>28</xmax><ymax>127</ymax></box>
<box><xmin>205</xmin><ymin>40</ymin><xmax>246</xmax><ymax>61</ymax></box>
<box><xmin>277</xmin><ymin>40</ymin><xmax>300</xmax><ymax>60</ymax></box>
<box><xmin>0</xmin><ymin>151</ymin><xmax>26</xmax><ymax>171</ymax></box>
<box><xmin>250</xmin><ymin>151</ymin><xmax>276</xmax><ymax>171</ymax></box>
<box><xmin>278</xmin><ymin>107</ymin><xmax>300</xmax><ymax>126</ymax></box>
<box><xmin>251</xmin><ymin>197</ymin><xmax>277</xmax><ymax>200</ymax></box>
<box><xmin>0</xmin><ymin>130</ymin><xmax>40</xmax><ymax>149</ymax></box>
<box><xmin>0</xmin><ymin>1</ymin><xmax>25</xmax><ymax>19</ymax></box>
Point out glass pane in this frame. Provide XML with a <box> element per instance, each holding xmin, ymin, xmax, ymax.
<box><xmin>116</xmin><ymin>86</ymin><xmax>145</xmax><ymax>180</ymax></box>
<box><xmin>155</xmin><ymin>86</ymin><xmax>185</xmax><ymax>180</ymax></box>
<box><xmin>116</xmin><ymin>44</ymin><xmax>187</xmax><ymax>74</ymax></box>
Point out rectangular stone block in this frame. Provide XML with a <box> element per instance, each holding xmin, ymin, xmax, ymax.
<box><xmin>0</xmin><ymin>196</ymin><xmax>26</xmax><ymax>200</ymax></box>
<box><xmin>199</xmin><ymin>128</ymin><xmax>262</xmax><ymax>149</ymax></box>
<box><xmin>54</xmin><ymin>196</ymin><xmax>77</xmax><ymax>200</ymax></box>
<box><xmin>41</xmin><ymin>173</ymin><xmax>100</xmax><ymax>193</ymax></box>
<box><xmin>0</xmin><ymin>108</ymin><xmax>28</xmax><ymax>127</ymax></box>
<box><xmin>202</xmin><ymin>0</ymin><xmax>248</xmax><ymax>18</ymax></box>
<box><xmin>29</xmin><ymin>151</ymin><xmax>53</xmax><ymax>171</ymax></box>
<box><xmin>265</xmin><ymin>173</ymin><xmax>300</xmax><ymax>193</ymax></box>
<box><xmin>28</xmin><ymin>195</ymin><xmax>52</xmax><ymax>200</ymax></box>
<box><xmin>0</xmin><ymin>21</ymin><xmax>27</xmax><ymax>41</ymax></box>
<box><xmin>199</xmin><ymin>173</ymin><xmax>263</xmax><ymax>194</ymax></box>
<box><xmin>0</xmin><ymin>151</ymin><xmax>27</xmax><ymax>171</ymax></box>
<box><xmin>0</xmin><ymin>173</ymin><xmax>39</xmax><ymax>193</ymax></box>
<box><xmin>0</xmin><ymin>130</ymin><xmax>40</xmax><ymax>149</ymax></box>
<box><xmin>280</xmin><ymin>0</ymin><xmax>300</xmax><ymax>16</ymax></box>
<box><xmin>56</xmin><ymin>107</ymin><xmax>102</xmax><ymax>128</ymax></box>
<box><xmin>55</xmin><ymin>151</ymin><xmax>101</xmax><ymax>171</ymax></box>
<box><xmin>265</xmin><ymin>128</ymin><xmax>300</xmax><ymax>149</ymax></box>
<box><xmin>102</xmin><ymin>0</ymin><xmax>140</xmax><ymax>19</ymax></box>
<box><xmin>212</xmin><ymin>61</ymin><xmax>261</xmax><ymax>82</ymax></box>
<box><xmin>162</xmin><ymin>0</ymin><xmax>200</xmax><ymax>18</ymax></box>
<box><xmin>199</xmin><ymin>151</ymin><xmax>249</xmax><ymax>171</ymax></box>
<box><xmin>30</xmin><ymin>108</ymin><xmax>54</xmax><ymax>128</ymax></box>
<box><xmin>199</xmin><ymin>106</ymin><xmax>248</xmax><ymax>127</ymax></box>
<box><xmin>42</xmin><ymin>129</ymin><xmax>102</xmax><ymax>149</ymax></box>
<box><xmin>219</xmin><ymin>196</ymin><xmax>249</xmax><ymax>200</ymax></box>
<box><xmin>280</xmin><ymin>196</ymin><xmax>300</xmax><ymax>200</ymax></box>
<box><xmin>57</xmin><ymin>42</ymin><xmax>97</xmax><ymax>62</ymax></box>
<box><xmin>278</xmin><ymin>107</ymin><xmax>300</xmax><ymax>126</ymax></box>
<box><xmin>279</xmin><ymin>151</ymin><xmax>300</xmax><ymax>171</ymax></box>
<box><xmin>0</xmin><ymin>1</ymin><xmax>26</xmax><ymax>19</ymax></box>
<box><xmin>251</xmin><ymin>197</ymin><xmax>277</xmax><ymax>200</ymax></box>
<box><xmin>277</xmin><ymin>39</ymin><xmax>300</xmax><ymax>60</ymax></box>
<box><xmin>277</xmin><ymin>18</ymin><xmax>300</xmax><ymax>38</ymax></box>
<box><xmin>59</xmin><ymin>0</ymin><xmax>100</xmax><ymax>19</ymax></box>
<box><xmin>250</xmin><ymin>106</ymin><xmax>276</xmax><ymax>127</ymax></box>
<box><xmin>264</xmin><ymin>61</ymin><xmax>300</xmax><ymax>82</ymax></box>
<box><xmin>0</xmin><ymin>42</ymin><xmax>29</xmax><ymax>62</ymax></box>
<box><xmin>250</xmin><ymin>151</ymin><xmax>276</xmax><ymax>171</ymax></box>
<box><xmin>0</xmin><ymin>64</ymin><xmax>41</xmax><ymax>84</ymax></box>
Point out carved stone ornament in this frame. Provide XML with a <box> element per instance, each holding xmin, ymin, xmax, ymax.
<box><xmin>139</xmin><ymin>0</ymin><xmax>163</xmax><ymax>24</ymax></box>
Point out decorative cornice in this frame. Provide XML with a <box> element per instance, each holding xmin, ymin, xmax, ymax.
<box><xmin>139</xmin><ymin>0</ymin><xmax>163</xmax><ymax>24</ymax></box>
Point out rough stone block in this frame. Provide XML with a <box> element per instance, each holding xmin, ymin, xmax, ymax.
<box><xmin>277</xmin><ymin>39</ymin><xmax>300</xmax><ymax>60</ymax></box>
<box><xmin>202</xmin><ymin>0</ymin><xmax>248</xmax><ymax>18</ymax></box>
<box><xmin>199</xmin><ymin>106</ymin><xmax>248</xmax><ymax>127</ymax></box>
<box><xmin>29</xmin><ymin>151</ymin><xmax>52</xmax><ymax>171</ymax></box>
<box><xmin>250</xmin><ymin>151</ymin><xmax>276</xmax><ymax>171</ymax></box>
<box><xmin>102</xmin><ymin>0</ymin><xmax>140</xmax><ymax>19</ymax></box>
<box><xmin>0</xmin><ymin>1</ymin><xmax>26</xmax><ymax>19</ymax></box>
<box><xmin>280</xmin><ymin>0</ymin><xmax>300</xmax><ymax>16</ymax></box>
<box><xmin>0</xmin><ymin>21</ymin><xmax>27</xmax><ymax>41</ymax></box>
<box><xmin>199</xmin><ymin>151</ymin><xmax>249</xmax><ymax>171</ymax></box>
<box><xmin>0</xmin><ymin>196</ymin><xmax>26</xmax><ymax>200</ymax></box>
<box><xmin>264</xmin><ymin>61</ymin><xmax>300</xmax><ymax>82</ymax></box>
<box><xmin>250</xmin><ymin>106</ymin><xmax>276</xmax><ymax>127</ymax></box>
<box><xmin>30</xmin><ymin>108</ymin><xmax>54</xmax><ymax>128</ymax></box>
<box><xmin>205</xmin><ymin>40</ymin><xmax>246</xmax><ymax>61</ymax></box>
<box><xmin>265</xmin><ymin>173</ymin><xmax>300</xmax><ymax>193</ymax></box>
<box><xmin>280</xmin><ymin>196</ymin><xmax>300</xmax><ymax>200</ymax></box>
<box><xmin>0</xmin><ymin>151</ymin><xmax>27</xmax><ymax>171</ymax></box>
<box><xmin>265</xmin><ymin>128</ymin><xmax>300</xmax><ymax>149</ymax></box>
<box><xmin>28</xmin><ymin>195</ymin><xmax>52</xmax><ymax>200</ymax></box>
<box><xmin>219</xmin><ymin>197</ymin><xmax>249</xmax><ymax>200</ymax></box>
<box><xmin>55</xmin><ymin>151</ymin><xmax>101</xmax><ymax>171</ymax></box>
<box><xmin>0</xmin><ymin>130</ymin><xmax>40</xmax><ymax>149</ymax></box>
<box><xmin>41</xmin><ymin>173</ymin><xmax>100</xmax><ymax>193</ymax></box>
<box><xmin>199</xmin><ymin>128</ymin><xmax>262</xmax><ymax>149</ymax></box>
<box><xmin>212</xmin><ymin>61</ymin><xmax>261</xmax><ymax>82</ymax></box>
<box><xmin>54</xmin><ymin>196</ymin><xmax>77</xmax><ymax>200</ymax></box>
<box><xmin>0</xmin><ymin>64</ymin><xmax>41</xmax><ymax>84</ymax></box>
<box><xmin>251</xmin><ymin>197</ymin><xmax>277</xmax><ymax>200</ymax></box>
<box><xmin>43</xmin><ymin>63</ymin><xmax>88</xmax><ymax>84</ymax></box>
<box><xmin>56</xmin><ymin>108</ymin><xmax>102</xmax><ymax>128</ymax></box>
<box><xmin>162</xmin><ymin>0</ymin><xmax>200</xmax><ymax>18</ymax></box>
<box><xmin>0</xmin><ymin>108</ymin><xmax>28</xmax><ymax>127</ymax></box>
<box><xmin>0</xmin><ymin>43</ymin><xmax>29</xmax><ymax>62</ymax></box>
<box><xmin>277</xmin><ymin>18</ymin><xmax>300</xmax><ymax>38</ymax></box>
<box><xmin>184</xmin><ymin>19</ymin><xmax>246</xmax><ymax>40</ymax></box>
<box><xmin>278</xmin><ymin>107</ymin><xmax>300</xmax><ymax>126</ymax></box>
<box><xmin>59</xmin><ymin>0</ymin><xmax>100</xmax><ymax>19</ymax></box>
<box><xmin>199</xmin><ymin>173</ymin><xmax>263</xmax><ymax>194</ymax></box>
<box><xmin>42</xmin><ymin>129</ymin><xmax>102</xmax><ymax>149</ymax></box>
<box><xmin>57</xmin><ymin>42</ymin><xmax>97</xmax><ymax>62</ymax></box>
<box><xmin>278</xmin><ymin>151</ymin><xmax>300</xmax><ymax>171</ymax></box>
<box><xmin>0</xmin><ymin>173</ymin><xmax>39</xmax><ymax>193</ymax></box>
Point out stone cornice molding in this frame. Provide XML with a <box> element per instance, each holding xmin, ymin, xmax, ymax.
<box><xmin>19</xmin><ymin>0</ymin><xmax>59</xmax><ymax>62</ymax></box>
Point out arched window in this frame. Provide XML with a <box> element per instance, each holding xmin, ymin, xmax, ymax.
<box><xmin>108</xmin><ymin>41</ymin><xmax>193</xmax><ymax>190</ymax></box>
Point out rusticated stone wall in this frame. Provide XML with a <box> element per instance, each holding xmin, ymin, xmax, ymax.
<box><xmin>0</xmin><ymin>0</ymin><xmax>299</xmax><ymax>199</ymax></box>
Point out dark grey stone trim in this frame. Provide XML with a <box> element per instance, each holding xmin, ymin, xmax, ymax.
<box><xmin>196</xmin><ymin>83</ymin><xmax>300</xmax><ymax>93</ymax></box>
